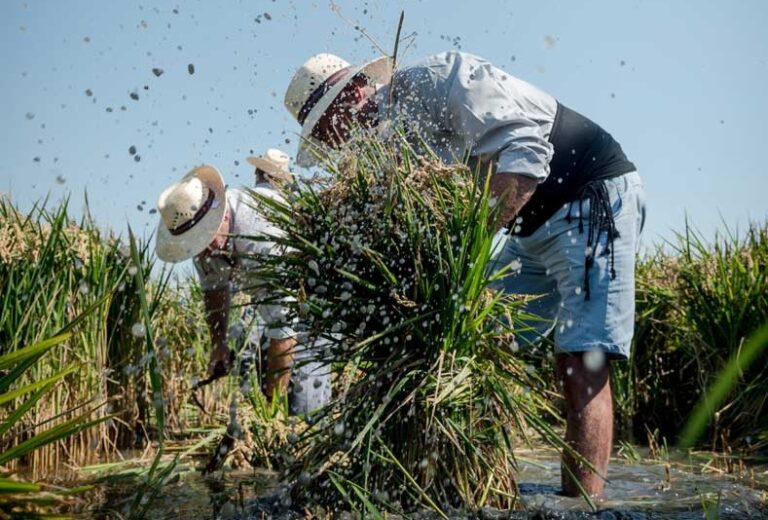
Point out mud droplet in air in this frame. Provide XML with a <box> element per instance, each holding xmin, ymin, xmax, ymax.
<box><xmin>187</xmin><ymin>63</ymin><xmax>195</xmax><ymax>75</ymax></box>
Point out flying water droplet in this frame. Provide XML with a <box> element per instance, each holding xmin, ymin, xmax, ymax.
<box><xmin>131</xmin><ymin>322</ymin><xmax>146</xmax><ymax>338</ymax></box>
<box><xmin>583</xmin><ymin>350</ymin><xmax>606</xmax><ymax>372</ymax></box>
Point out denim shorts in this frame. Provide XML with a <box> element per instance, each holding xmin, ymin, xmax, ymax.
<box><xmin>489</xmin><ymin>171</ymin><xmax>646</xmax><ymax>360</ymax></box>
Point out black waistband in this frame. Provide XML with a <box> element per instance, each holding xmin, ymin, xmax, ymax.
<box><xmin>512</xmin><ymin>102</ymin><xmax>635</xmax><ymax>236</ymax></box>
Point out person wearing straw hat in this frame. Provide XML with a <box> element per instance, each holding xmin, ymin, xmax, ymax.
<box><xmin>247</xmin><ymin>148</ymin><xmax>295</xmax><ymax>188</ymax></box>
<box><xmin>244</xmin><ymin>148</ymin><xmax>331</xmax><ymax>413</ymax></box>
<box><xmin>283</xmin><ymin>53</ymin><xmax>393</xmax><ymax>168</ymax></box>
<box><xmin>283</xmin><ymin>50</ymin><xmax>646</xmax><ymax>497</ymax></box>
<box><xmin>155</xmin><ymin>164</ymin><xmax>331</xmax><ymax>415</ymax></box>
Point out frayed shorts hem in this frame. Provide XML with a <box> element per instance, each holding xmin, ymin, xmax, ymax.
<box><xmin>554</xmin><ymin>342</ymin><xmax>630</xmax><ymax>361</ymax></box>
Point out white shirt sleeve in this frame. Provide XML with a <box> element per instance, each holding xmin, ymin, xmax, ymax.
<box><xmin>442</xmin><ymin>52</ymin><xmax>554</xmax><ymax>181</ymax></box>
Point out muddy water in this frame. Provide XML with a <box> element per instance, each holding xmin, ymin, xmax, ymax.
<box><xmin>89</xmin><ymin>446</ymin><xmax>767</xmax><ymax>519</ymax></box>
<box><xmin>513</xmin><ymin>448</ymin><xmax>767</xmax><ymax>519</ymax></box>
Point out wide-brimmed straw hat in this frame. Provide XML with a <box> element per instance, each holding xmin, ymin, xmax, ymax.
<box><xmin>246</xmin><ymin>148</ymin><xmax>294</xmax><ymax>183</ymax></box>
<box><xmin>155</xmin><ymin>165</ymin><xmax>227</xmax><ymax>263</ymax></box>
<box><xmin>284</xmin><ymin>53</ymin><xmax>393</xmax><ymax>167</ymax></box>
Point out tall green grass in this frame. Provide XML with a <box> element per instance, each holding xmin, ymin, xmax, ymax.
<box><xmin>245</xmin><ymin>137</ymin><xmax>569</xmax><ymax>514</ymax></box>
<box><xmin>0</xmin><ymin>333</ymin><xmax>108</xmax><ymax>517</ymax></box>
<box><xmin>613</xmin><ymin>222</ymin><xmax>768</xmax><ymax>451</ymax></box>
<box><xmin>678</xmin><ymin>320</ymin><xmax>768</xmax><ymax>449</ymax></box>
<box><xmin>0</xmin><ymin>197</ymin><xmax>216</xmax><ymax>480</ymax></box>
<box><xmin>0</xmin><ymin>196</ymin><xmax>140</xmax><ymax>477</ymax></box>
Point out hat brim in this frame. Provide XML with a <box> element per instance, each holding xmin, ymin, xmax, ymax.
<box><xmin>246</xmin><ymin>156</ymin><xmax>294</xmax><ymax>182</ymax></box>
<box><xmin>296</xmin><ymin>56</ymin><xmax>393</xmax><ymax>167</ymax></box>
<box><xmin>155</xmin><ymin>165</ymin><xmax>228</xmax><ymax>263</ymax></box>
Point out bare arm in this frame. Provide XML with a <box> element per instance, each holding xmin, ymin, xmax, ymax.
<box><xmin>202</xmin><ymin>287</ymin><xmax>232</xmax><ymax>376</ymax></box>
<box><xmin>488</xmin><ymin>173</ymin><xmax>538</xmax><ymax>231</ymax></box>
<box><xmin>265</xmin><ymin>336</ymin><xmax>297</xmax><ymax>399</ymax></box>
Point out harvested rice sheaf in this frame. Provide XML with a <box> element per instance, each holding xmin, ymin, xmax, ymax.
<box><xmin>247</xmin><ymin>138</ymin><xmax>565</xmax><ymax>513</ymax></box>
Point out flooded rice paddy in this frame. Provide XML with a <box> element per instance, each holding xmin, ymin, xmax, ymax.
<box><xmin>90</xmin><ymin>447</ymin><xmax>767</xmax><ymax>519</ymax></box>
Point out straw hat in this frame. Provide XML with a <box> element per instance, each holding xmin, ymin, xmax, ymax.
<box><xmin>284</xmin><ymin>53</ymin><xmax>393</xmax><ymax>166</ymax></box>
<box><xmin>155</xmin><ymin>165</ymin><xmax>227</xmax><ymax>263</ymax></box>
<box><xmin>246</xmin><ymin>148</ymin><xmax>294</xmax><ymax>183</ymax></box>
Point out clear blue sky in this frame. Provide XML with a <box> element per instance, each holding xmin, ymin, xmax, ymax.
<box><xmin>1</xmin><ymin>0</ymin><xmax>766</xmax><ymax>252</ymax></box>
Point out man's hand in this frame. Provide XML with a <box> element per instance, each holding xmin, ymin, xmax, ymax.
<box><xmin>207</xmin><ymin>342</ymin><xmax>234</xmax><ymax>379</ymax></box>
<box><xmin>202</xmin><ymin>287</ymin><xmax>232</xmax><ymax>380</ymax></box>
<box><xmin>488</xmin><ymin>172</ymin><xmax>538</xmax><ymax>231</ymax></box>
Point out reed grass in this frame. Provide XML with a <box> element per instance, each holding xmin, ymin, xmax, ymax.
<box><xmin>0</xmin><ymin>196</ymin><xmax>242</xmax><ymax>518</ymax></box>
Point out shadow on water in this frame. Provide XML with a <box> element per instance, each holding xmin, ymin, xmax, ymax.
<box><xmin>94</xmin><ymin>448</ymin><xmax>767</xmax><ymax>519</ymax></box>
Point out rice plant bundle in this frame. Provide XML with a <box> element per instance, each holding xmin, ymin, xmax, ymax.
<box><xmin>247</xmin><ymin>138</ymin><xmax>564</xmax><ymax>514</ymax></box>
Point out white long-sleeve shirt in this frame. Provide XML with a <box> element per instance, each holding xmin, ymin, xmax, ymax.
<box><xmin>193</xmin><ymin>184</ymin><xmax>295</xmax><ymax>339</ymax></box>
<box><xmin>378</xmin><ymin>51</ymin><xmax>558</xmax><ymax>181</ymax></box>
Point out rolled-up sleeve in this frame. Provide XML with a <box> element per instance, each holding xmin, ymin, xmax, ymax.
<box><xmin>443</xmin><ymin>54</ymin><xmax>554</xmax><ymax>181</ymax></box>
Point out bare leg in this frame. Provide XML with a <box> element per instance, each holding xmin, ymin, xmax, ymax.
<box><xmin>556</xmin><ymin>352</ymin><xmax>613</xmax><ymax>497</ymax></box>
<box><xmin>266</xmin><ymin>337</ymin><xmax>297</xmax><ymax>399</ymax></box>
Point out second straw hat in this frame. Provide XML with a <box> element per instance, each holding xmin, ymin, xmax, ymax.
<box><xmin>246</xmin><ymin>149</ymin><xmax>294</xmax><ymax>183</ymax></box>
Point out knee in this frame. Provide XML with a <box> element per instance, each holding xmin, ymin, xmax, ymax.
<box><xmin>556</xmin><ymin>353</ymin><xmax>611</xmax><ymax>412</ymax></box>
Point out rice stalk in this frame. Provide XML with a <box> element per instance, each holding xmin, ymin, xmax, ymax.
<box><xmin>0</xmin><ymin>197</ymin><xmax>220</xmax><ymax>479</ymax></box>
<box><xmin>0</xmin><ymin>333</ymin><xmax>111</xmax><ymax>518</ymax></box>
<box><xmin>243</xmin><ymin>135</ymin><xmax>568</xmax><ymax>514</ymax></box>
<box><xmin>613</xmin><ymin>221</ymin><xmax>768</xmax><ymax>450</ymax></box>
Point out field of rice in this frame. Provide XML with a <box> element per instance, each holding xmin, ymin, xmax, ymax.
<box><xmin>1</xmin><ymin>143</ymin><xmax>766</xmax><ymax>518</ymax></box>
